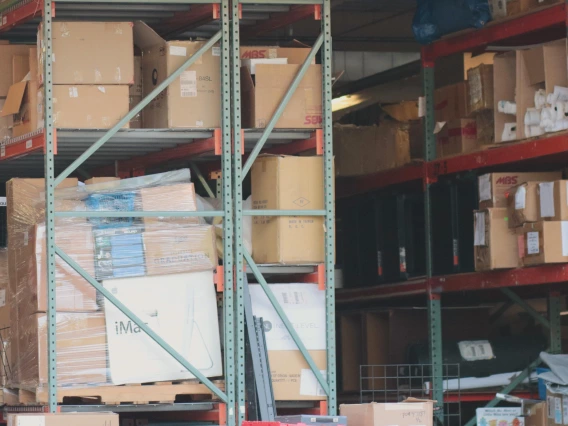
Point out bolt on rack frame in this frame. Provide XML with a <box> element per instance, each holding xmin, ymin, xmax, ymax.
<box><xmin>230</xmin><ymin>0</ymin><xmax>336</xmax><ymax>422</ymax></box>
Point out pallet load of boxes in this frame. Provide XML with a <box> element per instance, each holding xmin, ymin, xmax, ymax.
<box><xmin>0</xmin><ymin>20</ymin><xmax>329</xmax><ymax>404</ymax></box>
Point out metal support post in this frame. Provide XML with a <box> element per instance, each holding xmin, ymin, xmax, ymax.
<box><xmin>423</xmin><ymin>55</ymin><xmax>442</xmax><ymax>422</ymax></box>
<box><xmin>428</xmin><ymin>293</ymin><xmax>443</xmax><ymax>424</ymax></box>
<box><xmin>221</xmin><ymin>0</ymin><xmax>236</xmax><ymax>423</ymax></box>
<box><xmin>230</xmin><ymin>1</ymin><xmax>246</xmax><ymax>424</ymax></box>
<box><xmin>549</xmin><ymin>292</ymin><xmax>562</xmax><ymax>354</ymax></box>
<box><xmin>43</xmin><ymin>0</ymin><xmax>57</xmax><ymax>412</ymax></box>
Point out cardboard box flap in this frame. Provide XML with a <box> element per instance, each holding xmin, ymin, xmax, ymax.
<box><xmin>1</xmin><ymin>81</ymin><xmax>27</xmax><ymax>117</ymax></box>
<box><xmin>13</xmin><ymin>55</ymin><xmax>29</xmax><ymax>85</ymax></box>
<box><xmin>523</xmin><ymin>46</ymin><xmax>545</xmax><ymax>86</ymax></box>
<box><xmin>382</xmin><ymin>101</ymin><xmax>420</xmax><ymax>122</ymax></box>
<box><xmin>133</xmin><ymin>21</ymin><xmax>164</xmax><ymax>49</ymax></box>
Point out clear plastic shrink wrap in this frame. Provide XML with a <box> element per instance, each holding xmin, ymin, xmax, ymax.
<box><xmin>7</xmin><ymin>169</ymin><xmax>222</xmax><ymax>389</ymax></box>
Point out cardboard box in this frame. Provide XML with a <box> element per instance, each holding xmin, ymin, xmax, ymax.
<box><xmin>468</xmin><ymin>64</ymin><xmax>494</xmax><ymax>114</ymax></box>
<box><xmin>434</xmin><ymin>82</ymin><xmax>469</xmax><ymax>122</ymax></box>
<box><xmin>250</xmin><ymin>283</ymin><xmax>326</xmax><ymax>400</ymax></box>
<box><xmin>131</xmin><ymin>56</ymin><xmax>143</xmax><ymax>97</ymax></box>
<box><xmin>474</xmin><ymin>208</ymin><xmax>519</xmax><ymax>270</ymax></box>
<box><xmin>17</xmin><ymin>223</ymin><xmax>98</xmax><ymax>317</ymax></box>
<box><xmin>489</xmin><ymin>0</ymin><xmax>521</xmax><ymax>19</ymax></box>
<box><xmin>139</xmin><ymin>182</ymin><xmax>200</xmax><ymax>229</ymax></box>
<box><xmin>538</xmin><ymin>180</ymin><xmax>568</xmax><ymax>221</ymax></box>
<box><xmin>38</xmin><ymin>85</ymin><xmax>130</xmax><ymax>129</ymax></box>
<box><xmin>242</xmin><ymin>64</ymin><xmax>322</xmax><ymax>129</ymax></box>
<box><xmin>0</xmin><ymin>99</ymin><xmax>14</xmax><ymax>141</ymax></box>
<box><xmin>17</xmin><ymin>312</ymin><xmax>108</xmax><ymax>387</ymax></box>
<box><xmin>476</xmin><ymin>408</ymin><xmax>524</xmax><ymax>426</ymax></box>
<box><xmin>340</xmin><ymin>400</ymin><xmax>434</xmax><ymax>426</ymax></box>
<box><xmin>493</xmin><ymin>52</ymin><xmax>517</xmax><ymax>143</ymax></box>
<box><xmin>130</xmin><ymin>95</ymin><xmax>143</xmax><ymax>128</ymax></box>
<box><xmin>516</xmin><ymin>39</ymin><xmax>567</xmax><ymax>139</ymax></box>
<box><xmin>340</xmin><ymin>314</ymin><xmax>362</xmax><ymax>392</ymax></box>
<box><xmin>133</xmin><ymin>22</ymin><xmax>221</xmax><ymax>129</ymax></box>
<box><xmin>474</xmin><ymin>109</ymin><xmax>495</xmax><ymax>145</ymax></box>
<box><xmin>38</xmin><ymin>22</ymin><xmax>134</xmax><ymax>85</ymax></box>
<box><xmin>103</xmin><ymin>271</ymin><xmax>222</xmax><ymax>384</ymax></box>
<box><xmin>525</xmin><ymin>401</ymin><xmax>546</xmax><ymax>426</ymax></box>
<box><xmin>240</xmin><ymin>45</ymin><xmax>312</xmax><ymax>64</ymax></box>
<box><xmin>546</xmin><ymin>387</ymin><xmax>568</xmax><ymax>426</ymax></box>
<box><xmin>143</xmin><ymin>225</ymin><xmax>217</xmax><ymax>275</ymax></box>
<box><xmin>334</xmin><ymin>122</ymin><xmax>417</xmax><ymax>177</ymax></box>
<box><xmin>85</xmin><ymin>177</ymin><xmax>120</xmax><ymax>185</ymax></box>
<box><xmin>0</xmin><ymin>44</ymin><xmax>32</xmax><ymax>97</ymax></box>
<box><xmin>13</xmin><ymin>54</ymin><xmax>29</xmax><ymax>84</ymax></box>
<box><xmin>508</xmin><ymin>182</ymin><xmax>541</xmax><ymax>228</ymax></box>
<box><xmin>436</xmin><ymin>119</ymin><xmax>478</xmax><ymax>158</ymax></box>
<box><xmin>478</xmin><ymin>172</ymin><xmax>562</xmax><ymax>209</ymax></box>
<box><xmin>7</xmin><ymin>413</ymin><xmax>119</xmax><ymax>426</ymax></box>
<box><xmin>251</xmin><ymin>156</ymin><xmax>327</xmax><ymax>264</ymax></box>
<box><xmin>1</xmin><ymin>79</ymin><xmax>39</xmax><ymax>137</ymax></box>
<box><xmin>521</xmin><ymin>221</ymin><xmax>568</xmax><ymax>265</ymax></box>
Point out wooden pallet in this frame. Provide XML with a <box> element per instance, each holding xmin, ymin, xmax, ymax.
<box><xmin>12</xmin><ymin>380</ymin><xmax>225</xmax><ymax>405</ymax></box>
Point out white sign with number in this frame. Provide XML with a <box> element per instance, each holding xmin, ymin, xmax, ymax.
<box><xmin>458</xmin><ymin>340</ymin><xmax>494</xmax><ymax>361</ymax></box>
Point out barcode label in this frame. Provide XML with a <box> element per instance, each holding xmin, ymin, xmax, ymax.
<box><xmin>0</xmin><ymin>144</ymin><xmax>5</xmax><ymax>157</ymax></box>
<box><xmin>281</xmin><ymin>291</ymin><xmax>305</xmax><ymax>305</ymax></box>
<box><xmin>180</xmin><ymin>71</ymin><xmax>197</xmax><ymax>98</ymax></box>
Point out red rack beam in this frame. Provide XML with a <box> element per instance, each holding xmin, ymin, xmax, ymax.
<box><xmin>422</xmin><ymin>3</ymin><xmax>565</xmax><ymax>61</ymax></box>
<box><xmin>0</xmin><ymin>130</ymin><xmax>45</xmax><ymax>160</ymax></box>
<box><xmin>0</xmin><ymin>0</ymin><xmax>46</xmax><ymax>32</ymax></box>
<box><xmin>428</xmin><ymin>132</ymin><xmax>568</xmax><ymax>180</ymax></box>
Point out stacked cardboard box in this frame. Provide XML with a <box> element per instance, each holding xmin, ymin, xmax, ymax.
<box><xmin>474</xmin><ymin>171</ymin><xmax>561</xmax><ymax>271</ymax></box>
<box><xmin>6</xmin><ymin>170</ymin><xmax>223</xmax><ymax>389</ymax></box>
<box><xmin>240</xmin><ymin>44</ymin><xmax>321</xmax><ymax>129</ymax></box>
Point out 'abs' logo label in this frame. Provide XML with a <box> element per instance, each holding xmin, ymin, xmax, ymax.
<box><xmin>242</xmin><ymin>50</ymin><xmax>268</xmax><ymax>59</ymax></box>
<box><xmin>495</xmin><ymin>176</ymin><xmax>518</xmax><ymax>185</ymax></box>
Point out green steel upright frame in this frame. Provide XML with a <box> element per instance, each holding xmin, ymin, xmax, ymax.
<box><xmin>231</xmin><ymin>0</ymin><xmax>336</xmax><ymax>423</ymax></box>
<box><xmin>42</xmin><ymin>0</ymin><xmax>236</xmax><ymax>423</ymax></box>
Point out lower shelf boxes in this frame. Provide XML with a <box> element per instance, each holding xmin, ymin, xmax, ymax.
<box><xmin>474</xmin><ymin>208</ymin><xmax>519</xmax><ymax>270</ymax></box>
<box><xmin>520</xmin><ymin>221</ymin><xmax>568</xmax><ymax>265</ymax></box>
<box><xmin>249</xmin><ymin>283</ymin><xmax>327</xmax><ymax>401</ymax></box>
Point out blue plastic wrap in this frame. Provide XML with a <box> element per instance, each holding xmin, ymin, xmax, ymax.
<box><xmin>413</xmin><ymin>0</ymin><xmax>492</xmax><ymax>45</ymax></box>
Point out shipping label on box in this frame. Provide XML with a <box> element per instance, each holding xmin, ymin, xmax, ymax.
<box><xmin>103</xmin><ymin>271</ymin><xmax>222</xmax><ymax>384</ymax></box>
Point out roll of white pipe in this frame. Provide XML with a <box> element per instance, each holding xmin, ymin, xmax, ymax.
<box><xmin>529</xmin><ymin>125</ymin><xmax>545</xmax><ymax>137</ymax></box>
<box><xmin>535</xmin><ymin>89</ymin><xmax>547</xmax><ymax>109</ymax></box>
<box><xmin>525</xmin><ymin>108</ymin><xmax>541</xmax><ymax>126</ymax></box>
<box><xmin>553</xmin><ymin>86</ymin><xmax>568</xmax><ymax>102</ymax></box>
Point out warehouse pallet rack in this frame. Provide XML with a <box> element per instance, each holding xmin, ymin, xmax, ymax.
<box><xmin>337</xmin><ymin>3</ymin><xmax>568</xmax><ymax>426</ymax></box>
<box><xmin>0</xmin><ymin>0</ymin><xmax>336</xmax><ymax>425</ymax></box>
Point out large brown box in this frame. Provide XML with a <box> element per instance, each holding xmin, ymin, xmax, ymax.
<box><xmin>39</xmin><ymin>85</ymin><xmax>130</xmax><ymax>129</ymax></box>
<box><xmin>1</xmin><ymin>79</ymin><xmax>39</xmax><ymax>137</ymax></box>
<box><xmin>134</xmin><ymin>22</ymin><xmax>221</xmax><ymax>129</ymax></box>
<box><xmin>38</xmin><ymin>22</ymin><xmax>134</xmax><ymax>85</ymax></box>
<box><xmin>8</xmin><ymin>413</ymin><xmax>118</xmax><ymax>426</ymax></box>
<box><xmin>507</xmin><ymin>182</ymin><xmax>541</xmax><ymax>228</ymax></box>
<box><xmin>143</xmin><ymin>225</ymin><xmax>217</xmax><ymax>276</ymax></box>
<box><xmin>334</xmin><ymin>122</ymin><xmax>419</xmax><ymax>177</ymax></box>
<box><xmin>340</xmin><ymin>401</ymin><xmax>434</xmax><ymax>426</ymax></box>
<box><xmin>16</xmin><ymin>223</ymin><xmax>98</xmax><ymax>318</ymax></box>
<box><xmin>268</xmin><ymin>350</ymin><xmax>326</xmax><ymax>401</ymax></box>
<box><xmin>521</xmin><ymin>221</ymin><xmax>568</xmax><ymax>266</ymax></box>
<box><xmin>474</xmin><ymin>208</ymin><xmax>519</xmax><ymax>271</ymax></box>
<box><xmin>434</xmin><ymin>82</ymin><xmax>469</xmax><ymax>122</ymax></box>
<box><xmin>139</xmin><ymin>183</ymin><xmax>199</xmax><ymax>229</ymax></box>
<box><xmin>251</xmin><ymin>155</ymin><xmax>327</xmax><ymax>264</ymax></box>
<box><xmin>478</xmin><ymin>171</ymin><xmax>562</xmax><ymax>209</ymax></box>
<box><xmin>436</xmin><ymin>119</ymin><xmax>478</xmax><ymax>158</ymax></box>
<box><xmin>538</xmin><ymin>180</ymin><xmax>568</xmax><ymax>221</ymax></box>
<box><xmin>17</xmin><ymin>312</ymin><xmax>108</xmax><ymax>388</ymax></box>
<box><xmin>0</xmin><ymin>44</ymin><xmax>32</xmax><ymax>97</ymax></box>
<box><xmin>242</xmin><ymin>64</ymin><xmax>322</xmax><ymax>129</ymax></box>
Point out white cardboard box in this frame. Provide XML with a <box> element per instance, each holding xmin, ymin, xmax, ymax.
<box><xmin>249</xmin><ymin>283</ymin><xmax>326</xmax><ymax>351</ymax></box>
<box><xmin>103</xmin><ymin>271</ymin><xmax>222</xmax><ymax>384</ymax></box>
